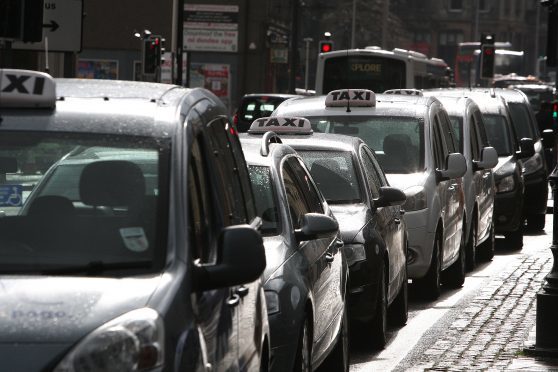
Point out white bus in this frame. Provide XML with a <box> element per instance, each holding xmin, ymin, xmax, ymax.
<box><xmin>315</xmin><ymin>46</ymin><xmax>451</xmax><ymax>95</ymax></box>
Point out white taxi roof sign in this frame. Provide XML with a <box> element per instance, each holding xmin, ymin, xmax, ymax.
<box><xmin>325</xmin><ymin>89</ymin><xmax>376</xmax><ymax>107</ymax></box>
<box><xmin>384</xmin><ymin>89</ymin><xmax>423</xmax><ymax>96</ymax></box>
<box><xmin>248</xmin><ymin>116</ymin><xmax>312</xmax><ymax>134</ymax></box>
<box><xmin>0</xmin><ymin>69</ymin><xmax>56</xmax><ymax>109</ymax></box>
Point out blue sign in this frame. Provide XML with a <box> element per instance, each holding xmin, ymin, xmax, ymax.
<box><xmin>0</xmin><ymin>185</ymin><xmax>23</xmax><ymax>207</ymax></box>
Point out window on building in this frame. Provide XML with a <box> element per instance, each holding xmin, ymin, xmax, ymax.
<box><xmin>449</xmin><ymin>0</ymin><xmax>463</xmax><ymax>12</ymax></box>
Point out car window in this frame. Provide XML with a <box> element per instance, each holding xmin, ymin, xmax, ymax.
<box><xmin>469</xmin><ymin>115</ymin><xmax>481</xmax><ymax>161</ymax></box>
<box><xmin>298</xmin><ymin>150</ymin><xmax>362</xmax><ymax>204</ymax></box>
<box><xmin>248</xmin><ymin>165</ymin><xmax>280</xmax><ymax>236</ymax></box>
<box><xmin>309</xmin><ymin>115</ymin><xmax>424</xmax><ymax>174</ymax></box>
<box><xmin>507</xmin><ymin>102</ymin><xmax>535</xmax><ymax>140</ymax></box>
<box><xmin>287</xmin><ymin>157</ymin><xmax>324</xmax><ymax>214</ymax></box>
<box><xmin>364</xmin><ymin>146</ymin><xmax>389</xmax><ymax>186</ymax></box>
<box><xmin>282</xmin><ymin>162</ymin><xmax>311</xmax><ymax>229</ymax></box>
<box><xmin>239</xmin><ymin>97</ymin><xmax>288</xmax><ymax>121</ymax></box>
<box><xmin>438</xmin><ymin>111</ymin><xmax>458</xmax><ymax>153</ymax></box>
<box><xmin>0</xmin><ymin>132</ymin><xmax>169</xmax><ymax>275</ymax></box>
<box><xmin>474</xmin><ymin>110</ymin><xmax>490</xmax><ymax>147</ymax></box>
<box><xmin>360</xmin><ymin>148</ymin><xmax>381</xmax><ymax>199</ymax></box>
<box><xmin>483</xmin><ymin>114</ymin><xmax>514</xmax><ymax>156</ymax></box>
<box><xmin>432</xmin><ymin>116</ymin><xmax>447</xmax><ymax>169</ymax></box>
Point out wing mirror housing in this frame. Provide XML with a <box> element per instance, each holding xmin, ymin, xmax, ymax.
<box><xmin>542</xmin><ymin>129</ymin><xmax>555</xmax><ymax>149</ymax></box>
<box><xmin>295</xmin><ymin>213</ymin><xmax>339</xmax><ymax>241</ymax></box>
<box><xmin>374</xmin><ymin>186</ymin><xmax>406</xmax><ymax>208</ymax></box>
<box><xmin>437</xmin><ymin>152</ymin><xmax>467</xmax><ymax>181</ymax></box>
<box><xmin>474</xmin><ymin>146</ymin><xmax>498</xmax><ymax>170</ymax></box>
<box><xmin>194</xmin><ymin>225</ymin><xmax>266</xmax><ymax>292</ymax></box>
<box><xmin>517</xmin><ymin>137</ymin><xmax>535</xmax><ymax>159</ymax></box>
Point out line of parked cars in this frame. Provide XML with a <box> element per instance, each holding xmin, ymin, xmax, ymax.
<box><xmin>0</xmin><ymin>68</ymin><xmax>549</xmax><ymax>372</ymax></box>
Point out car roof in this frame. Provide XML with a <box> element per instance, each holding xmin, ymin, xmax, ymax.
<box><xmin>1</xmin><ymin>76</ymin><xmax>226</xmax><ymax>138</ymax></box>
<box><xmin>429</xmin><ymin>95</ymin><xmax>475</xmax><ymax>117</ymax></box>
<box><xmin>274</xmin><ymin>93</ymin><xmax>437</xmax><ymax>119</ymax></box>
<box><xmin>239</xmin><ymin>134</ymin><xmax>300</xmax><ymax>168</ymax></box>
<box><xmin>276</xmin><ymin>132</ymin><xmax>364</xmax><ymax>154</ymax></box>
<box><xmin>241</xmin><ymin>93</ymin><xmax>300</xmax><ymax>99</ymax></box>
<box><xmin>423</xmin><ymin>88</ymin><xmax>508</xmax><ymax>116</ymax></box>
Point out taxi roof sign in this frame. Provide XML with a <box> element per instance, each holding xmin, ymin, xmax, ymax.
<box><xmin>248</xmin><ymin>116</ymin><xmax>312</xmax><ymax>134</ymax></box>
<box><xmin>325</xmin><ymin>89</ymin><xmax>376</xmax><ymax>107</ymax></box>
<box><xmin>0</xmin><ymin>69</ymin><xmax>56</xmax><ymax>109</ymax></box>
<box><xmin>383</xmin><ymin>89</ymin><xmax>423</xmax><ymax>96</ymax></box>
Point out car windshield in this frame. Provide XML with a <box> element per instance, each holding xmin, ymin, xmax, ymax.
<box><xmin>248</xmin><ymin>165</ymin><xmax>280</xmax><ymax>236</ymax></box>
<box><xmin>507</xmin><ymin>102</ymin><xmax>536</xmax><ymax>139</ymax></box>
<box><xmin>308</xmin><ymin>115</ymin><xmax>424</xmax><ymax>174</ymax></box>
<box><xmin>483</xmin><ymin>114</ymin><xmax>514</xmax><ymax>156</ymax></box>
<box><xmin>297</xmin><ymin>151</ymin><xmax>362</xmax><ymax>204</ymax></box>
<box><xmin>0</xmin><ymin>132</ymin><xmax>169</xmax><ymax>276</ymax></box>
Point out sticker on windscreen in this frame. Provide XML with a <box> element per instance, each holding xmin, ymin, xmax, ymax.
<box><xmin>0</xmin><ymin>185</ymin><xmax>23</xmax><ymax>207</ymax></box>
<box><xmin>119</xmin><ymin>227</ymin><xmax>149</xmax><ymax>252</ymax></box>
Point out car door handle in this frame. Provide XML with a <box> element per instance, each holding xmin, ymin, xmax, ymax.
<box><xmin>334</xmin><ymin>239</ymin><xmax>344</xmax><ymax>248</ymax></box>
<box><xmin>394</xmin><ymin>218</ymin><xmax>401</xmax><ymax>224</ymax></box>
<box><xmin>325</xmin><ymin>253</ymin><xmax>335</xmax><ymax>263</ymax></box>
<box><xmin>227</xmin><ymin>294</ymin><xmax>240</xmax><ymax>307</ymax></box>
<box><xmin>236</xmin><ymin>286</ymin><xmax>249</xmax><ymax>298</ymax></box>
<box><xmin>483</xmin><ymin>173</ymin><xmax>490</xmax><ymax>179</ymax></box>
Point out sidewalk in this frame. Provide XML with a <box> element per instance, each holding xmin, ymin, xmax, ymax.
<box><xmin>405</xmin><ymin>216</ymin><xmax>558</xmax><ymax>371</ymax></box>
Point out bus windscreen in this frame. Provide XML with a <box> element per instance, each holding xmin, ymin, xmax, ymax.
<box><xmin>323</xmin><ymin>56</ymin><xmax>406</xmax><ymax>93</ymax></box>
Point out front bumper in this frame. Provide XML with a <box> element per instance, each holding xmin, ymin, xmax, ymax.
<box><xmin>494</xmin><ymin>187</ymin><xmax>524</xmax><ymax>233</ymax></box>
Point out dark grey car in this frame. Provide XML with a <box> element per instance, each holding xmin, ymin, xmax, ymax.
<box><xmin>0</xmin><ymin>69</ymin><xmax>270</xmax><ymax>371</ymax></box>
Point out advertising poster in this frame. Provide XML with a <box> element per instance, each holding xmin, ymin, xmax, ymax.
<box><xmin>184</xmin><ymin>4</ymin><xmax>238</xmax><ymax>52</ymax></box>
<box><xmin>77</xmin><ymin>59</ymin><xmax>118</xmax><ymax>79</ymax></box>
<box><xmin>190</xmin><ymin>63</ymin><xmax>231</xmax><ymax>109</ymax></box>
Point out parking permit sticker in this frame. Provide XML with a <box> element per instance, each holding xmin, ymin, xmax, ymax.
<box><xmin>119</xmin><ymin>227</ymin><xmax>149</xmax><ymax>252</ymax></box>
<box><xmin>0</xmin><ymin>185</ymin><xmax>23</xmax><ymax>207</ymax></box>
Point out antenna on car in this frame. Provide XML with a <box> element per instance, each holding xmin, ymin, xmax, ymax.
<box><xmin>346</xmin><ymin>89</ymin><xmax>351</xmax><ymax>113</ymax></box>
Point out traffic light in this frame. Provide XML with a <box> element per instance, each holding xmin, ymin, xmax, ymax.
<box><xmin>319</xmin><ymin>40</ymin><xmax>334</xmax><ymax>53</ymax></box>
<box><xmin>552</xmin><ymin>101</ymin><xmax>558</xmax><ymax>120</ymax></box>
<box><xmin>143</xmin><ymin>35</ymin><xmax>162</xmax><ymax>75</ymax></box>
<box><xmin>480</xmin><ymin>44</ymin><xmax>495</xmax><ymax>79</ymax></box>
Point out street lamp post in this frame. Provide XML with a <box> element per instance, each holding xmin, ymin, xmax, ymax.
<box><xmin>303</xmin><ymin>37</ymin><xmax>313</xmax><ymax>92</ymax></box>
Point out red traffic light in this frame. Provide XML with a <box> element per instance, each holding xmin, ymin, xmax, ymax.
<box><xmin>483</xmin><ymin>47</ymin><xmax>494</xmax><ymax>55</ymax></box>
<box><xmin>319</xmin><ymin>41</ymin><xmax>333</xmax><ymax>53</ymax></box>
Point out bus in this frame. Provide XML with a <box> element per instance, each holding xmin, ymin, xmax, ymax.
<box><xmin>314</xmin><ymin>46</ymin><xmax>452</xmax><ymax>95</ymax></box>
<box><xmin>454</xmin><ymin>42</ymin><xmax>525</xmax><ymax>87</ymax></box>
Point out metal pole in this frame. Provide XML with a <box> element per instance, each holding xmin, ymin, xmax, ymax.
<box><xmin>473</xmin><ymin>0</ymin><xmax>479</xmax><ymax>41</ymax></box>
<box><xmin>381</xmin><ymin>0</ymin><xmax>390</xmax><ymax>49</ymax></box>
<box><xmin>351</xmin><ymin>0</ymin><xmax>356</xmax><ymax>49</ymax></box>
<box><xmin>303</xmin><ymin>37</ymin><xmax>312</xmax><ymax>91</ymax></box>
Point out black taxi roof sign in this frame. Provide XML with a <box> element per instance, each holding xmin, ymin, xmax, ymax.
<box><xmin>0</xmin><ymin>69</ymin><xmax>56</xmax><ymax>109</ymax></box>
<box><xmin>325</xmin><ymin>89</ymin><xmax>376</xmax><ymax>107</ymax></box>
<box><xmin>249</xmin><ymin>116</ymin><xmax>312</xmax><ymax>134</ymax></box>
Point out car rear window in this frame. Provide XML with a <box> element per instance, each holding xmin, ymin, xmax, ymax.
<box><xmin>239</xmin><ymin>97</ymin><xmax>288</xmax><ymax>121</ymax></box>
<box><xmin>297</xmin><ymin>151</ymin><xmax>362</xmax><ymax>204</ymax></box>
<box><xmin>0</xmin><ymin>132</ymin><xmax>169</xmax><ymax>276</ymax></box>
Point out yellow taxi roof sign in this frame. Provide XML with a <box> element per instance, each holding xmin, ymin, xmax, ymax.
<box><xmin>325</xmin><ymin>89</ymin><xmax>376</xmax><ymax>107</ymax></box>
<box><xmin>0</xmin><ymin>69</ymin><xmax>56</xmax><ymax>109</ymax></box>
<box><xmin>248</xmin><ymin>116</ymin><xmax>312</xmax><ymax>134</ymax></box>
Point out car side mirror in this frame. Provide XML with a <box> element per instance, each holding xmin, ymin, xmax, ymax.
<box><xmin>374</xmin><ymin>186</ymin><xmax>406</xmax><ymax>208</ymax></box>
<box><xmin>194</xmin><ymin>225</ymin><xmax>266</xmax><ymax>292</ymax></box>
<box><xmin>295</xmin><ymin>213</ymin><xmax>339</xmax><ymax>241</ymax></box>
<box><xmin>542</xmin><ymin>129</ymin><xmax>555</xmax><ymax>149</ymax></box>
<box><xmin>474</xmin><ymin>147</ymin><xmax>498</xmax><ymax>170</ymax></box>
<box><xmin>436</xmin><ymin>153</ymin><xmax>467</xmax><ymax>181</ymax></box>
<box><xmin>517</xmin><ymin>137</ymin><xmax>535</xmax><ymax>159</ymax></box>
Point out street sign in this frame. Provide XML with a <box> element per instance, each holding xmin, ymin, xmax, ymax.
<box><xmin>12</xmin><ymin>0</ymin><xmax>83</xmax><ymax>52</ymax></box>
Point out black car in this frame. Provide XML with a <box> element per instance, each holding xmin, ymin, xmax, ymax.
<box><xmin>0</xmin><ymin>69</ymin><xmax>270</xmax><ymax>371</ymax></box>
<box><xmin>233</xmin><ymin>93</ymin><xmax>300</xmax><ymax>132</ymax></box>
<box><xmin>240</xmin><ymin>121</ymin><xmax>349</xmax><ymax>372</ymax></box>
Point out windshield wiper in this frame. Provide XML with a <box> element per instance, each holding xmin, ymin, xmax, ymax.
<box><xmin>39</xmin><ymin>260</ymin><xmax>153</xmax><ymax>276</ymax></box>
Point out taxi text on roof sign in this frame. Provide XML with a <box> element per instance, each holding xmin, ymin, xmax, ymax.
<box><xmin>0</xmin><ymin>69</ymin><xmax>56</xmax><ymax>109</ymax></box>
<box><xmin>325</xmin><ymin>89</ymin><xmax>376</xmax><ymax>107</ymax></box>
<box><xmin>383</xmin><ymin>89</ymin><xmax>423</xmax><ymax>96</ymax></box>
<box><xmin>248</xmin><ymin>117</ymin><xmax>313</xmax><ymax>134</ymax></box>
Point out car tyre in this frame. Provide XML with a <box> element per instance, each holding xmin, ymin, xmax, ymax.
<box><xmin>370</xmin><ymin>266</ymin><xmax>388</xmax><ymax>350</ymax></box>
<box><xmin>294</xmin><ymin>316</ymin><xmax>311</xmax><ymax>372</ymax></box>
<box><xmin>465</xmin><ymin>220</ymin><xmax>476</xmax><ymax>271</ymax></box>
<box><xmin>442</xmin><ymin>226</ymin><xmax>466</xmax><ymax>288</ymax></box>
<box><xmin>415</xmin><ymin>236</ymin><xmax>442</xmax><ymax>301</ymax></box>
<box><xmin>388</xmin><ymin>264</ymin><xmax>408</xmax><ymax>327</ymax></box>
<box><xmin>527</xmin><ymin>214</ymin><xmax>546</xmax><ymax>232</ymax></box>
<box><xmin>321</xmin><ymin>307</ymin><xmax>350</xmax><ymax>371</ymax></box>
<box><xmin>505</xmin><ymin>228</ymin><xmax>523</xmax><ymax>251</ymax></box>
<box><xmin>477</xmin><ymin>221</ymin><xmax>495</xmax><ymax>261</ymax></box>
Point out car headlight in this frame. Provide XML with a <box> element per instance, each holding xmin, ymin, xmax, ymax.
<box><xmin>522</xmin><ymin>153</ymin><xmax>543</xmax><ymax>176</ymax></box>
<box><xmin>403</xmin><ymin>186</ymin><xmax>427</xmax><ymax>211</ymax></box>
<box><xmin>344</xmin><ymin>243</ymin><xmax>366</xmax><ymax>266</ymax></box>
<box><xmin>53</xmin><ymin>308</ymin><xmax>164</xmax><ymax>372</ymax></box>
<box><xmin>496</xmin><ymin>174</ymin><xmax>515</xmax><ymax>193</ymax></box>
<box><xmin>265</xmin><ymin>290</ymin><xmax>280</xmax><ymax>315</ymax></box>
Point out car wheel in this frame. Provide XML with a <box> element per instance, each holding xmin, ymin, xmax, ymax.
<box><xmin>527</xmin><ymin>214</ymin><xmax>546</xmax><ymax>232</ymax></box>
<box><xmin>370</xmin><ymin>266</ymin><xmax>388</xmax><ymax>350</ymax></box>
<box><xmin>477</xmin><ymin>221</ymin><xmax>495</xmax><ymax>261</ymax></box>
<box><xmin>294</xmin><ymin>316</ymin><xmax>311</xmax><ymax>372</ymax></box>
<box><xmin>442</xmin><ymin>226</ymin><xmax>466</xmax><ymax>288</ymax></box>
<box><xmin>415</xmin><ymin>236</ymin><xmax>442</xmax><ymax>300</ymax></box>
<box><xmin>465</xmin><ymin>220</ymin><xmax>476</xmax><ymax>271</ymax></box>
<box><xmin>321</xmin><ymin>307</ymin><xmax>349</xmax><ymax>371</ymax></box>
<box><xmin>505</xmin><ymin>228</ymin><xmax>523</xmax><ymax>250</ymax></box>
<box><xmin>388</xmin><ymin>264</ymin><xmax>408</xmax><ymax>327</ymax></box>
